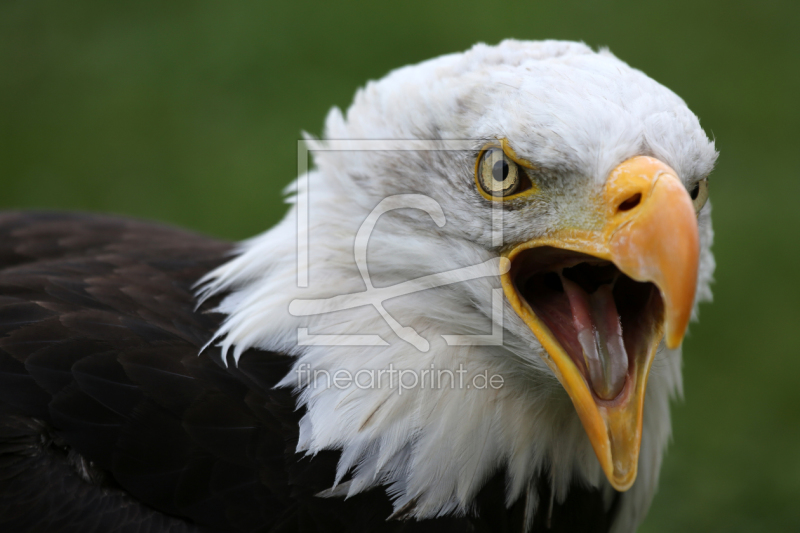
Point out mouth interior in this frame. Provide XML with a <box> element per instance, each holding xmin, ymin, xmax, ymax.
<box><xmin>512</xmin><ymin>247</ymin><xmax>664</xmax><ymax>403</ymax></box>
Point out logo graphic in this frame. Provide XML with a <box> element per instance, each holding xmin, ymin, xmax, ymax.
<box><xmin>290</xmin><ymin>140</ymin><xmax>508</xmax><ymax>352</ymax></box>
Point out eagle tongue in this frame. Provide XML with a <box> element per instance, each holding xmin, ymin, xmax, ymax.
<box><xmin>560</xmin><ymin>275</ymin><xmax>628</xmax><ymax>400</ymax></box>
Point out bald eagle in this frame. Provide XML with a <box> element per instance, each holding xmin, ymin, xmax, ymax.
<box><xmin>0</xmin><ymin>40</ymin><xmax>715</xmax><ymax>532</ymax></box>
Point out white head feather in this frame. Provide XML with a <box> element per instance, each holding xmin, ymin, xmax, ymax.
<box><xmin>200</xmin><ymin>40</ymin><xmax>716</xmax><ymax>532</ymax></box>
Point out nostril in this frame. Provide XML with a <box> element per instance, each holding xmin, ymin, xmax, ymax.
<box><xmin>618</xmin><ymin>193</ymin><xmax>641</xmax><ymax>212</ymax></box>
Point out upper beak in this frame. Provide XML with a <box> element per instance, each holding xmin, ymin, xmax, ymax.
<box><xmin>500</xmin><ymin>156</ymin><xmax>699</xmax><ymax>491</ymax></box>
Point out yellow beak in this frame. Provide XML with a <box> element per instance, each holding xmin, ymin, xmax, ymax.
<box><xmin>500</xmin><ymin>156</ymin><xmax>699</xmax><ymax>491</ymax></box>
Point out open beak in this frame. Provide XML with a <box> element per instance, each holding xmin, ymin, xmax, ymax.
<box><xmin>500</xmin><ymin>156</ymin><xmax>699</xmax><ymax>491</ymax></box>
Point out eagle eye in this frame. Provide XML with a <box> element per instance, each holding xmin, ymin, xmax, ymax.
<box><xmin>475</xmin><ymin>145</ymin><xmax>533</xmax><ymax>199</ymax></box>
<box><xmin>690</xmin><ymin>177</ymin><xmax>709</xmax><ymax>212</ymax></box>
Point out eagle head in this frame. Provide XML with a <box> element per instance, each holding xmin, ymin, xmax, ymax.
<box><xmin>202</xmin><ymin>39</ymin><xmax>716</xmax><ymax>530</ymax></box>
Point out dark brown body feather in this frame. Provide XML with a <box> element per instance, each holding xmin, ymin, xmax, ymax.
<box><xmin>0</xmin><ymin>211</ymin><xmax>619</xmax><ymax>532</ymax></box>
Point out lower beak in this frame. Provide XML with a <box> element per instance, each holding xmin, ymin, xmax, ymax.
<box><xmin>500</xmin><ymin>156</ymin><xmax>699</xmax><ymax>491</ymax></box>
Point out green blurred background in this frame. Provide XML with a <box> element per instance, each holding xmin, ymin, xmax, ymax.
<box><xmin>2</xmin><ymin>1</ymin><xmax>799</xmax><ymax>531</ymax></box>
